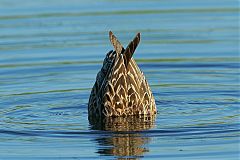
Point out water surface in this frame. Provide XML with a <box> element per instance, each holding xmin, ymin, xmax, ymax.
<box><xmin>0</xmin><ymin>0</ymin><xmax>239</xmax><ymax>159</ymax></box>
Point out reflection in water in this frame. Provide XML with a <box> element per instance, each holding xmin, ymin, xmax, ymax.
<box><xmin>89</xmin><ymin>115</ymin><xmax>156</xmax><ymax>158</ymax></box>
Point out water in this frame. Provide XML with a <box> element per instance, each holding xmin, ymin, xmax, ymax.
<box><xmin>0</xmin><ymin>0</ymin><xmax>239</xmax><ymax>159</ymax></box>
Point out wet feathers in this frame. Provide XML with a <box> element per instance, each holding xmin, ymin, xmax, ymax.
<box><xmin>88</xmin><ymin>31</ymin><xmax>157</xmax><ymax>119</ymax></box>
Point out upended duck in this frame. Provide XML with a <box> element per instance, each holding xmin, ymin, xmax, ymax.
<box><xmin>88</xmin><ymin>31</ymin><xmax>156</xmax><ymax>119</ymax></box>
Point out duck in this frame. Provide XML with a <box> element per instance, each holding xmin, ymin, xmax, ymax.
<box><xmin>88</xmin><ymin>31</ymin><xmax>156</xmax><ymax>120</ymax></box>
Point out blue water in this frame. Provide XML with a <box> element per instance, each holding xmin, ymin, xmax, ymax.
<box><xmin>0</xmin><ymin>0</ymin><xmax>239</xmax><ymax>159</ymax></box>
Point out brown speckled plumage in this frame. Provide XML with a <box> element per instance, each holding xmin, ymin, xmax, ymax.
<box><xmin>88</xmin><ymin>31</ymin><xmax>156</xmax><ymax>119</ymax></box>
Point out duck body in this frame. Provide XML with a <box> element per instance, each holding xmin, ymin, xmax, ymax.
<box><xmin>88</xmin><ymin>31</ymin><xmax>156</xmax><ymax>119</ymax></box>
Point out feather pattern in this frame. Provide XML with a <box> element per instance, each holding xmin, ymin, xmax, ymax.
<box><xmin>88</xmin><ymin>31</ymin><xmax>156</xmax><ymax>120</ymax></box>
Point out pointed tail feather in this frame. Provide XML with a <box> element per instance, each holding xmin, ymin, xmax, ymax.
<box><xmin>109</xmin><ymin>31</ymin><xmax>123</xmax><ymax>55</ymax></box>
<box><xmin>123</xmin><ymin>33</ymin><xmax>140</xmax><ymax>68</ymax></box>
